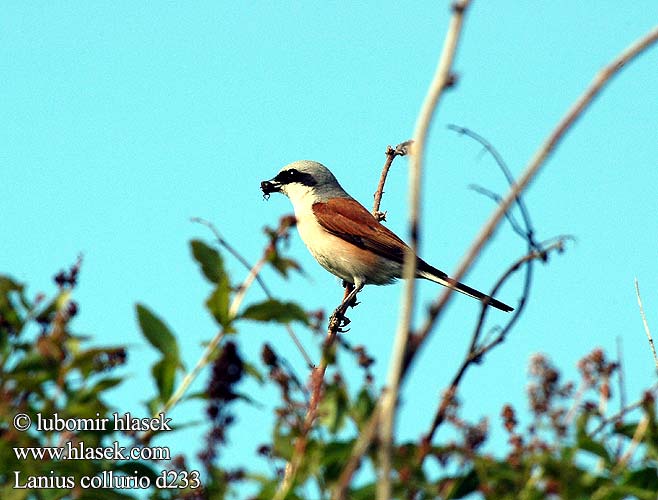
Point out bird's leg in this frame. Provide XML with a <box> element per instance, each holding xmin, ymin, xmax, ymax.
<box><xmin>330</xmin><ymin>282</ymin><xmax>364</xmax><ymax>332</ymax></box>
<box><xmin>341</xmin><ymin>281</ymin><xmax>354</xmax><ymax>306</ymax></box>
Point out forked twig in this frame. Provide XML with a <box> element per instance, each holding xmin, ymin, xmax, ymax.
<box><xmin>449</xmin><ymin>124</ymin><xmax>540</xmax><ymax>252</ymax></box>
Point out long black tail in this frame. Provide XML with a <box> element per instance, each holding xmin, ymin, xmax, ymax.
<box><xmin>417</xmin><ymin>261</ymin><xmax>513</xmax><ymax>312</ymax></box>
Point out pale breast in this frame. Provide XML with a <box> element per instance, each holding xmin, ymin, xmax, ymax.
<box><xmin>294</xmin><ymin>209</ymin><xmax>396</xmax><ymax>285</ymax></box>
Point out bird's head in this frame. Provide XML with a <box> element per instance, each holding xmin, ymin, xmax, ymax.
<box><xmin>261</xmin><ymin>160</ymin><xmax>347</xmax><ymax>205</ymax></box>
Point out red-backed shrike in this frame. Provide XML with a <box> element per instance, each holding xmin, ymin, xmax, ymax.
<box><xmin>260</xmin><ymin>160</ymin><xmax>513</xmax><ymax>314</ymax></box>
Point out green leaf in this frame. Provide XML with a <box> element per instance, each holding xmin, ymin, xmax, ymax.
<box><xmin>267</xmin><ymin>252</ymin><xmax>303</xmax><ymax>279</ymax></box>
<box><xmin>136</xmin><ymin>304</ymin><xmax>180</xmax><ymax>361</ymax></box>
<box><xmin>319</xmin><ymin>382</ymin><xmax>349</xmax><ymax>434</ymax></box>
<box><xmin>243</xmin><ymin>361</ymin><xmax>266</xmax><ymax>384</ymax></box>
<box><xmin>576</xmin><ymin>413</ymin><xmax>611</xmax><ymax>464</ymax></box>
<box><xmin>577</xmin><ymin>435</ymin><xmax>611</xmax><ymax>464</ymax></box>
<box><xmin>0</xmin><ymin>276</ymin><xmax>28</xmax><ymax>335</ymax></box>
<box><xmin>152</xmin><ymin>356</ymin><xmax>177</xmax><ymax>402</ymax></box>
<box><xmin>444</xmin><ymin>468</ymin><xmax>480</xmax><ymax>499</ymax></box>
<box><xmin>320</xmin><ymin>440</ymin><xmax>354</xmax><ymax>482</ymax></box>
<box><xmin>350</xmin><ymin>388</ymin><xmax>375</xmax><ymax>429</ymax></box>
<box><xmin>272</xmin><ymin>427</ymin><xmax>295</xmax><ymax>460</ymax></box>
<box><xmin>241</xmin><ymin>299</ymin><xmax>309</xmax><ymax>325</ymax></box>
<box><xmin>350</xmin><ymin>483</ymin><xmax>377</xmax><ymax>500</ymax></box>
<box><xmin>624</xmin><ymin>466</ymin><xmax>658</xmax><ymax>491</ymax></box>
<box><xmin>206</xmin><ymin>278</ymin><xmax>232</xmax><ymax>327</ymax></box>
<box><xmin>72</xmin><ymin>377</ymin><xmax>123</xmax><ymax>404</ymax></box>
<box><xmin>190</xmin><ymin>239</ymin><xmax>226</xmax><ymax>284</ymax></box>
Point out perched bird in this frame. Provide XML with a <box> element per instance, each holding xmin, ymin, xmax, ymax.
<box><xmin>260</xmin><ymin>160</ymin><xmax>513</xmax><ymax>316</ymax></box>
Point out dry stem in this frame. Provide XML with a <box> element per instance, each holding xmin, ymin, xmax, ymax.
<box><xmin>420</xmin><ymin>239</ymin><xmax>566</xmax><ymax>454</ymax></box>
<box><xmin>378</xmin><ymin>2</ymin><xmax>473</xmax><ymax>498</ymax></box>
<box><xmin>634</xmin><ymin>278</ymin><xmax>658</xmax><ymax>370</ymax></box>
<box><xmin>372</xmin><ymin>140</ymin><xmax>413</xmax><ymax>220</ymax></box>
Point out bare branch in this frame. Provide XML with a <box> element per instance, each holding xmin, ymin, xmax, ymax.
<box><xmin>372</xmin><ymin>140</ymin><xmax>413</xmax><ymax>221</ymax></box>
<box><xmin>378</xmin><ymin>2</ymin><xmax>474</xmax><ymax>498</ymax></box>
<box><xmin>409</xmin><ymin>23</ymin><xmax>658</xmax><ymax>378</ymax></box>
<box><xmin>589</xmin><ymin>382</ymin><xmax>658</xmax><ymax>436</ymax></box>
<box><xmin>634</xmin><ymin>278</ymin><xmax>658</xmax><ymax>371</ymax></box>
<box><xmin>449</xmin><ymin>124</ymin><xmax>540</xmax><ymax>251</ymax></box>
<box><xmin>420</xmin><ymin>239</ymin><xmax>567</xmax><ymax>453</ymax></box>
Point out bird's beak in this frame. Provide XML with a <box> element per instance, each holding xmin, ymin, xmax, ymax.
<box><xmin>260</xmin><ymin>178</ymin><xmax>281</xmax><ymax>197</ymax></box>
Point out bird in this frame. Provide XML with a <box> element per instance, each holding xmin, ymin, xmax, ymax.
<box><xmin>260</xmin><ymin>160</ymin><xmax>513</xmax><ymax>320</ymax></box>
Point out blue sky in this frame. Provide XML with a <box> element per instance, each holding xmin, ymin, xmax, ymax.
<box><xmin>2</xmin><ymin>1</ymin><xmax>658</xmax><ymax>493</ymax></box>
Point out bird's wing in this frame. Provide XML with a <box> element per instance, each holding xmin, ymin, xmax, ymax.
<box><xmin>312</xmin><ymin>198</ymin><xmax>513</xmax><ymax>311</ymax></box>
<box><xmin>312</xmin><ymin>198</ymin><xmax>411</xmax><ymax>264</ymax></box>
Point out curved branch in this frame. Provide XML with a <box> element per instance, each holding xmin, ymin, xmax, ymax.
<box><xmin>420</xmin><ymin>239</ymin><xmax>566</xmax><ymax>453</ymax></box>
<box><xmin>409</xmin><ymin>23</ymin><xmax>658</xmax><ymax>375</ymax></box>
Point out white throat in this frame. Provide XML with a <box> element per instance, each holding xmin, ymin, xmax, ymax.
<box><xmin>281</xmin><ymin>182</ymin><xmax>319</xmax><ymax>214</ymax></box>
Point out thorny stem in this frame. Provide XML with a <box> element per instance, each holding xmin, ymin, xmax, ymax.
<box><xmin>276</xmin><ymin>143</ymin><xmax>415</xmax><ymax>500</ymax></box>
<box><xmin>274</xmin><ymin>305</ymin><xmax>345</xmax><ymax>500</ymax></box>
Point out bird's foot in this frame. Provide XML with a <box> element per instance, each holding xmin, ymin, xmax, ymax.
<box><xmin>329</xmin><ymin>308</ymin><xmax>351</xmax><ymax>333</ymax></box>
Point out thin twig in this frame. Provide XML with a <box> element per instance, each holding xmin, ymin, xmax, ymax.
<box><xmin>615</xmin><ymin>336</ymin><xmax>626</xmax><ymax>459</ymax></box>
<box><xmin>420</xmin><ymin>239</ymin><xmax>566</xmax><ymax>452</ymax></box>
<box><xmin>448</xmin><ymin>124</ymin><xmax>540</xmax><ymax>252</ymax></box>
<box><xmin>372</xmin><ymin>140</ymin><xmax>413</xmax><ymax>220</ymax></box>
<box><xmin>467</xmin><ymin>184</ymin><xmax>527</xmax><ymax>239</ymax></box>
<box><xmin>589</xmin><ymin>382</ymin><xmax>658</xmax><ymax>436</ymax></box>
<box><xmin>192</xmin><ymin>217</ymin><xmax>314</xmax><ymax>369</ymax></box>
<box><xmin>378</xmin><ymin>2</ymin><xmax>473</xmax><ymax>498</ymax></box>
<box><xmin>634</xmin><ymin>278</ymin><xmax>658</xmax><ymax>371</ymax></box>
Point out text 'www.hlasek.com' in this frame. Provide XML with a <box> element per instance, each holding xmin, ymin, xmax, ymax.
<box><xmin>11</xmin><ymin>411</ymin><xmax>201</xmax><ymax>491</ymax></box>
